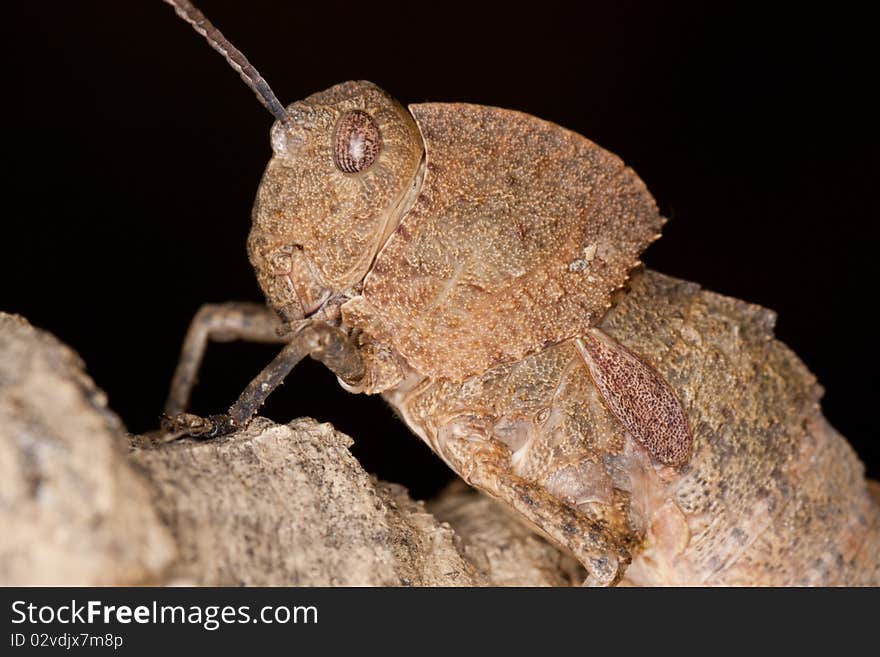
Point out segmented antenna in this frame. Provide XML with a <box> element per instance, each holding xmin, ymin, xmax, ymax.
<box><xmin>163</xmin><ymin>0</ymin><xmax>289</xmax><ymax>122</ymax></box>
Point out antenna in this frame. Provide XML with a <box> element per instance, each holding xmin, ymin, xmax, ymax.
<box><xmin>163</xmin><ymin>0</ymin><xmax>289</xmax><ymax>122</ymax></box>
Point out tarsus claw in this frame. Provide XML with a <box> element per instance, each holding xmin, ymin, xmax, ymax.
<box><xmin>160</xmin><ymin>412</ymin><xmax>237</xmax><ymax>439</ymax></box>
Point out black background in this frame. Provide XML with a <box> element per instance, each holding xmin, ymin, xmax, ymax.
<box><xmin>3</xmin><ymin>2</ymin><xmax>877</xmax><ymax>497</ymax></box>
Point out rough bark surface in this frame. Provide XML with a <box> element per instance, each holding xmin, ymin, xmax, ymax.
<box><xmin>428</xmin><ymin>482</ymin><xmax>584</xmax><ymax>586</ymax></box>
<box><xmin>131</xmin><ymin>418</ymin><xmax>488</xmax><ymax>586</ymax></box>
<box><xmin>0</xmin><ymin>314</ymin><xmax>176</xmax><ymax>585</ymax></box>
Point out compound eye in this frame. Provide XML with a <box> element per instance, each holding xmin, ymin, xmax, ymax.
<box><xmin>333</xmin><ymin>110</ymin><xmax>383</xmax><ymax>173</ymax></box>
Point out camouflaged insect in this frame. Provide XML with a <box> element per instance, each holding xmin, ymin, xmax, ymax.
<box><xmin>159</xmin><ymin>1</ymin><xmax>878</xmax><ymax>586</ymax></box>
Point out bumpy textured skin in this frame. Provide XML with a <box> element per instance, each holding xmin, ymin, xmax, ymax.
<box><xmin>387</xmin><ymin>270</ymin><xmax>880</xmax><ymax>585</ymax></box>
<box><xmin>249</xmin><ymin>81</ymin><xmax>423</xmax><ymax>320</ymax></box>
<box><xmin>246</xmin><ymin>82</ymin><xmax>878</xmax><ymax>584</ymax></box>
<box><xmin>353</xmin><ymin>103</ymin><xmax>663</xmax><ymax>382</ymax></box>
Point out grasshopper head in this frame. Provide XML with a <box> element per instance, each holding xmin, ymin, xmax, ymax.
<box><xmin>249</xmin><ymin>81</ymin><xmax>423</xmax><ymax>324</ymax></box>
<box><xmin>162</xmin><ymin>2</ymin><xmax>423</xmax><ymax>325</ymax></box>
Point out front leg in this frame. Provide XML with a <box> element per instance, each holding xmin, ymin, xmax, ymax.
<box><xmin>163</xmin><ymin>320</ymin><xmax>364</xmax><ymax>438</ymax></box>
<box><xmin>165</xmin><ymin>302</ymin><xmax>289</xmax><ymax>417</ymax></box>
<box><xmin>438</xmin><ymin>420</ymin><xmax>631</xmax><ymax>586</ymax></box>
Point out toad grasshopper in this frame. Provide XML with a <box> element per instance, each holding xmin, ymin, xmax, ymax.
<box><xmin>159</xmin><ymin>0</ymin><xmax>879</xmax><ymax>585</ymax></box>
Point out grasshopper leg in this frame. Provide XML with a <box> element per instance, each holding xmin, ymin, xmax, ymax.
<box><xmin>162</xmin><ymin>318</ymin><xmax>364</xmax><ymax>438</ymax></box>
<box><xmin>437</xmin><ymin>422</ymin><xmax>631</xmax><ymax>586</ymax></box>
<box><xmin>164</xmin><ymin>302</ymin><xmax>289</xmax><ymax>417</ymax></box>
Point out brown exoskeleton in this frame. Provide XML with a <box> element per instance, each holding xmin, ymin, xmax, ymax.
<box><xmin>159</xmin><ymin>1</ymin><xmax>879</xmax><ymax>586</ymax></box>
